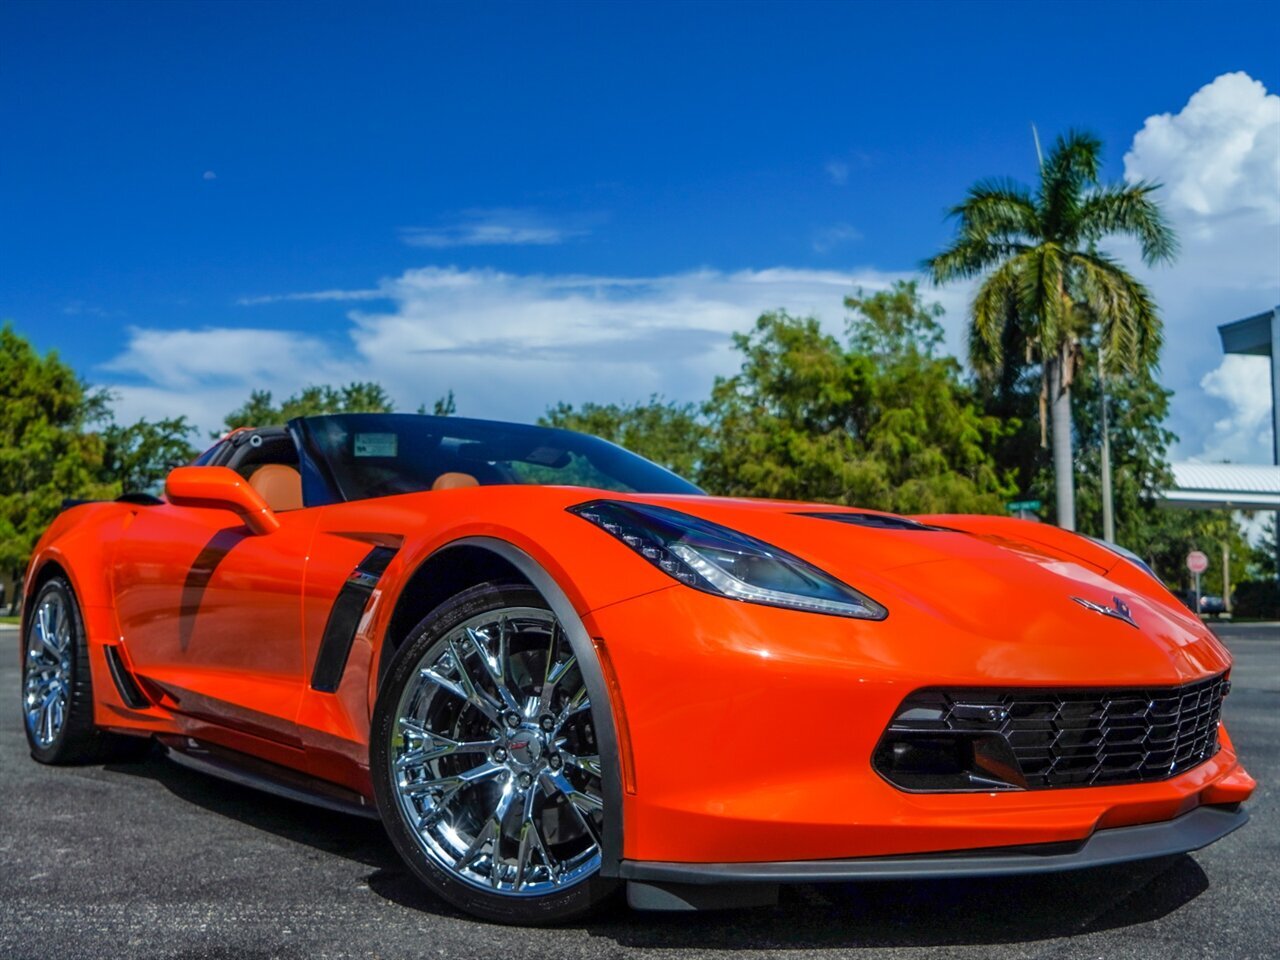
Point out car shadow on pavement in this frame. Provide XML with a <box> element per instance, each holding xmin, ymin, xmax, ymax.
<box><xmin>581</xmin><ymin>856</ymin><xmax>1210</xmax><ymax>950</ymax></box>
<box><xmin>106</xmin><ymin>750</ymin><xmax>1211</xmax><ymax>948</ymax></box>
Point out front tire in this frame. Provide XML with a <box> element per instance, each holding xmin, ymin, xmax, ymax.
<box><xmin>370</xmin><ymin>582</ymin><xmax>617</xmax><ymax>924</ymax></box>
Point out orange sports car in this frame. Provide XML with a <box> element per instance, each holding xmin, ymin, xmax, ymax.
<box><xmin>23</xmin><ymin>413</ymin><xmax>1253</xmax><ymax>923</ymax></box>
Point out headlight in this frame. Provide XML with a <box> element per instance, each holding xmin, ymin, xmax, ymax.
<box><xmin>568</xmin><ymin>499</ymin><xmax>887</xmax><ymax>620</ymax></box>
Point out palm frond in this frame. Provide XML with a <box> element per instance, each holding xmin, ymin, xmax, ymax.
<box><xmin>950</xmin><ymin>178</ymin><xmax>1041</xmax><ymax>241</ymax></box>
<box><xmin>1037</xmin><ymin>130</ymin><xmax>1103</xmax><ymax>243</ymax></box>
<box><xmin>925</xmin><ymin>238</ymin><xmax>1030</xmax><ymax>283</ymax></box>
<box><xmin>968</xmin><ymin>256</ymin><xmax>1023</xmax><ymax>371</ymax></box>
<box><xmin>1015</xmin><ymin>243</ymin><xmax>1068</xmax><ymax>350</ymax></box>
<box><xmin>1078</xmin><ymin>181</ymin><xmax>1179</xmax><ymax>265</ymax></box>
<box><xmin>1072</xmin><ymin>251</ymin><xmax>1163</xmax><ymax>371</ymax></box>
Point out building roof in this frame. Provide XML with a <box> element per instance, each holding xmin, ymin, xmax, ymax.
<box><xmin>1162</xmin><ymin>461</ymin><xmax>1280</xmax><ymax>510</ymax></box>
<box><xmin>1219</xmin><ymin>308</ymin><xmax>1276</xmax><ymax>356</ymax></box>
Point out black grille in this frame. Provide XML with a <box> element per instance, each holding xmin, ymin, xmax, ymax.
<box><xmin>881</xmin><ymin>673</ymin><xmax>1227</xmax><ymax>789</ymax></box>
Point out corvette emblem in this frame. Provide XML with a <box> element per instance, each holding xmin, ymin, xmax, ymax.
<box><xmin>1072</xmin><ymin>595</ymin><xmax>1138</xmax><ymax>629</ymax></box>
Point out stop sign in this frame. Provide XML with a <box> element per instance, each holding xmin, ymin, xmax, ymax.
<box><xmin>1186</xmin><ymin>550</ymin><xmax>1209</xmax><ymax>574</ymax></box>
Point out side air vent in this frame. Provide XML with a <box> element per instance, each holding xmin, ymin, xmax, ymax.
<box><xmin>796</xmin><ymin>512</ymin><xmax>948</xmax><ymax>531</ymax></box>
<box><xmin>311</xmin><ymin>545</ymin><xmax>399</xmax><ymax>693</ymax></box>
<box><xmin>104</xmin><ymin>645</ymin><xmax>151</xmax><ymax>709</ymax></box>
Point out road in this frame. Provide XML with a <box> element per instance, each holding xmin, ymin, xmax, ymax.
<box><xmin>1</xmin><ymin>623</ymin><xmax>1276</xmax><ymax>960</ymax></box>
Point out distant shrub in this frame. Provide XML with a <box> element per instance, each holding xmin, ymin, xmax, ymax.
<box><xmin>1233</xmin><ymin>581</ymin><xmax>1280</xmax><ymax>620</ymax></box>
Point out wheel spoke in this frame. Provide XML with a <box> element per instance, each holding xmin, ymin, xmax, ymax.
<box><xmin>40</xmin><ymin>694</ymin><xmax>56</xmax><ymax>744</ymax></box>
<box><xmin>513</xmin><ymin>783</ymin><xmax>539</xmax><ymax>889</ymax></box>
<box><xmin>540</xmin><ymin>768</ymin><xmax>603</xmax><ymax>843</ymax></box>
<box><xmin>554</xmin><ymin>685</ymin><xmax>591</xmax><ymax>728</ymax></box>
<box><xmin>394</xmin><ymin>730</ymin><xmax>498</xmax><ymax>769</ymax></box>
<box><xmin>561</xmin><ymin>750</ymin><xmax>602</xmax><ymax>778</ymax></box>
<box><xmin>464</xmin><ymin>626</ymin><xmax>522</xmax><ymax>713</ymax></box>
<box><xmin>537</xmin><ymin>628</ymin><xmax>577</xmax><ymax>716</ymax></box>
<box><xmin>34</xmin><ymin>622</ymin><xmax>62</xmax><ymax>659</ymax></box>
<box><xmin>456</xmin><ymin>779</ymin><xmax>516</xmax><ymax>879</ymax></box>
<box><xmin>420</xmin><ymin>663</ymin><xmax>501</xmax><ymax>725</ymax></box>
<box><xmin>398</xmin><ymin>759</ymin><xmax>506</xmax><ymax>799</ymax></box>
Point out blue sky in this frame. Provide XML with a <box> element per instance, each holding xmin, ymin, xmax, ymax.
<box><xmin>2</xmin><ymin>0</ymin><xmax>1278</xmax><ymax>460</ymax></box>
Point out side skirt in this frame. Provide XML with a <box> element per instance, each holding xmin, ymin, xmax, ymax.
<box><xmin>159</xmin><ymin>736</ymin><xmax>380</xmax><ymax>821</ymax></box>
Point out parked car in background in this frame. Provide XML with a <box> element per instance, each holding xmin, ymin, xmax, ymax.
<box><xmin>1179</xmin><ymin>591</ymin><xmax>1228</xmax><ymax>618</ymax></box>
<box><xmin>1198</xmin><ymin>595</ymin><xmax>1227</xmax><ymax>618</ymax></box>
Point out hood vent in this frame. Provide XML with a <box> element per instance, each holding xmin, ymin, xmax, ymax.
<box><xmin>796</xmin><ymin>512</ymin><xmax>948</xmax><ymax>532</ymax></box>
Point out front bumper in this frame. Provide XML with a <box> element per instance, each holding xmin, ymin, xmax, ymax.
<box><xmin>585</xmin><ymin>585</ymin><xmax>1255</xmax><ymax>865</ymax></box>
<box><xmin>622</xmin><ymin>802</ymin><xmax>1247</xmax><ymax>885</ymax></box>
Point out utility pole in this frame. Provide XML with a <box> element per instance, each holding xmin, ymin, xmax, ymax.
<box><xmin>1223</xmin><ymin>540</ymin><xmax>1232</xmax><ymax>616</ymax></box>
<box><xmin>1100</xmin><ymin>344</ymin><xmax>1115</xmax><ymax>543</ymax></box>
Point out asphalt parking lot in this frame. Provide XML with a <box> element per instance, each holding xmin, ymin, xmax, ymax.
<box><xmin>1</xmin><ymin>622</ymin><xmax>1276</xmax><ymax>960</ymax></box>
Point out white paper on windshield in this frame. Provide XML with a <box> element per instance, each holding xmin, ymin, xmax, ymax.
<box><xmin>354</xmin><ymin>432</ymin><xmax>398</xmax><ymax>457</ymax></box>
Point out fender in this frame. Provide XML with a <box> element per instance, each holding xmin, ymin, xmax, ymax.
<box><xmin>371</xmin><ymin>535</ymin><xmax>628</xmax><ymax>878</ymax></box>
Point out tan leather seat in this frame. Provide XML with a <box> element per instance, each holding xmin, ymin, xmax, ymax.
<box><xmin>432</xmin><ymin>471</ymin><xmax>479</xmax><ymax>491</ymax></box>
<box><xmin>249</xmin><ymin>464</ymin><xmax>303</xmax><ymax>511</ymax></box>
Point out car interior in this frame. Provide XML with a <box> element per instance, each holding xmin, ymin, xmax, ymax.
<box><xmin>215</xmin><ymin>427</ymin><xmax>485</xmax><ymax>512</ymax></box>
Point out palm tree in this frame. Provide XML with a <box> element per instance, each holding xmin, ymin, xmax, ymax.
<box><xmin>927</xmin><ymin>131</ymin><xmax>1176</xmax><ymax>531</ymax></box>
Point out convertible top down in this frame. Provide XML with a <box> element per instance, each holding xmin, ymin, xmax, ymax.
<box><xmin>23</xmin><ymin>413</ymin><xmax>1253</xmax><ymax>922</ymax></box>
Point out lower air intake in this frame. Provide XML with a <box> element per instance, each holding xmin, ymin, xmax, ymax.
<box><xmin>875</xmin><ymin>673</ymin><xmax>1228</xmax><ymax>791</ymax></box>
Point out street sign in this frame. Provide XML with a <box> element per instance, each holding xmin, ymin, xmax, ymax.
<box><xmin>1186</xmin><ymin>551</ymin><xmax>1209</xmax><ymax>574</ymax></box>
<box><xmin>1007</xmin><ymin>499</ymin><xmax>1042</xmax><ymax>512</ymax></box>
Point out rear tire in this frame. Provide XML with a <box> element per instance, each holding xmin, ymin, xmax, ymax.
<box><xmin>371</xmin><ymin>582</ymin><xmax>618</xmax><ymax>924</ymax></box>
<box><xmin>23</xmin><ymin>577</ymin><xmax>149</xmax><ymax>765</ymax></box>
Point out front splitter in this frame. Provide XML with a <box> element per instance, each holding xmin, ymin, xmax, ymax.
<box><xmin>621</xmin><ymin>803</ymin><xmax>1247</xmax><ymax>910</ymax></box>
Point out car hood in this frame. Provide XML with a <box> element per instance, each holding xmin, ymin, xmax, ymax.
<box><xmin>608</xmin><ymin>493</ymin><xmax>1229</xmax><ymax>685</ymax></box>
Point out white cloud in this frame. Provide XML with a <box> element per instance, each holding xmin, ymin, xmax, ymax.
<box><xmin>202</xmin><ymin>170</ymin><xmax>216</xmax><ymax>181</ymax></box>
<box><xmin>236</xmin><ymin>288</ymin><xmax>385</xmax><ymax>306</ymax></box>
<box><xmin>1120</xmin><ymin>71</ymin><xmax>1280</xmax><ymax>464</ymax></box>
<box><xmin>100</xmin><ymin>266</ymin><xmax>972</xmax><ymax>436</ymax></box>
<box><xmin>1126</xmin><ymin>72</ymin><xmax>1279</xmax><ymax>222</ymax></box>
<box><xmin>1199</xmin><ymin>354</ymin><xmax>1274</xmax><ymax>462</ymax></box>
<box><xmin>824</xmin><ymin>160</ymin><xmax>849</xmax><ymax>186</ymax></box>
<box><xmin>400</xmin><ymin>208</ymin><xmax>590</xmax><ymax>248</ymax></box>
<box><xmin>812</xmin><ymin>223</ymin><xmax>863</xmax><ymax>253</ymax></box>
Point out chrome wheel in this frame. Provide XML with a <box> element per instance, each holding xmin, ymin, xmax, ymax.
<box><xmin>389</xmin><ymin>606</ymin><xmax>604</xmax><ymax>896</ymax></box>
<box><xmin>24</xmin><ymin>590</ymin><xmax>72</xmax><ymax>748</ymax></box>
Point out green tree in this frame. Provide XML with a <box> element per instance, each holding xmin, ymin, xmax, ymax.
<box><xmin>417</xmin><ymin>389</ymin><xmax>457</xmax><ymax>416</ymax></box>
<box><xmin>1064</xmin><ymin>340</ymin><xmax>1251</xmax><ymax>593</ymax></box>
<box><xmin>0</xmin><ymin>324</ymin><xmax>115</xmax><ymax>580</ymax></box>
<box><xmin>222</xmin><ymin>381</ymin><xmax>396</xmax><ymax>432</ymax></box>
<box><xmin>927</xmin><ymin>131</ymin><xmax>1177</xmax><ymax>531</ymax></box>
<box><xmin>700</xmin><ymin>284</ymin><xmax>1014</xmax><ymax>513</ymax></box>
<box><xmin>540</xmin><ymin>396</ymin><xmax>707</xmax><ymax>479</ymax></box>
<box><xmin>1070</xmin><ymin>338</ymin><xmax>1179</xmax><ymax>549</ymax></box>
<box><xmin>100</xmin><ymin>416</ymin><xmax>199</xmax><ymax>494</ymax></box>
<box><xmin>1250</xmin><ymin>516</ymin><xmax>1276</xmax><ymax>582</ymax></box>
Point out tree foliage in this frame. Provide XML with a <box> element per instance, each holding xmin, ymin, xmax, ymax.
<box><xmin>0</xmin><ymin>325</ymin><xmax>116</xmax><ymax>573</ymax></box>
<box><xmin>699</xmin><ymin>283</ymin><xmax>1014</xmax><ymax>512</ymax></box>
<box><xmin>540</xmin><ymin>396</ymin><xmax>707</xmax><ymax>480</ymax></box>
<box><xmin>1066</xmin><ymin>340</ymin><xmax>1250</xmax><ymax>593</ymax></box>
<box><xmin>222</xmin><ymin>382</ymin><xmax>396</xmax><ymax>432</ymax></box>
<box><xmin>100</xmin><ymin>416</ymin><xmax>199</xmax><ymax>495</ymax></box>
<box><xmin>1250</xmin><ymin>517</ymin><xmax>1277</xmax><ymax>582</ymax></box>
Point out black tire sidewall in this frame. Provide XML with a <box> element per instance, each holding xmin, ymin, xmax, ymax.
<box><xmin>370</xmin><ymin>581</ymin><xmax>617</xmax><ymax>925</ymax></box>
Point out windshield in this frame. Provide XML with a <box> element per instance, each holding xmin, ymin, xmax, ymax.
<box><xmin>291</xmin><ymin>413</ymin><xmax>702</xmax><ymax>505</ymax></box>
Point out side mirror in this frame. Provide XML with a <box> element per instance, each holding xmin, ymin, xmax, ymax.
<box><xmin>163</xmin><ymin>466</ymin><xmax>280</xmax><ymax>535</ymax></box>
